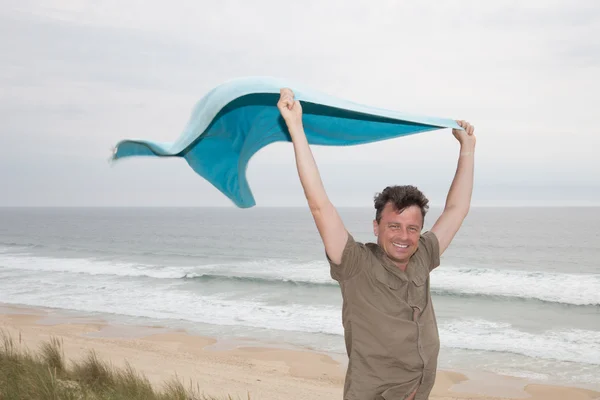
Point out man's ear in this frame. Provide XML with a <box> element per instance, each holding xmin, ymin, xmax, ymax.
<box><xmin>373</xmin><ymin>219</ymin><xmax>378</xmax><ymax>236</ymax></box>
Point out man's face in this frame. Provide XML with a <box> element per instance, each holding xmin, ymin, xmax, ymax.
<box><xmin>373</xmin><ymin>202</ymin><xmax>423</xmax><ymax>267</ymax></box>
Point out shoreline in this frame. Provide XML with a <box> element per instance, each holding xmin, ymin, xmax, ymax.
<box><xmin>1</xmin><ymin>303</ymin><xmax>599</xmax><ymax>400</ymax></box>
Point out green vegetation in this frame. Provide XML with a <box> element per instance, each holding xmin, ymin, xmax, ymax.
<box><xmin>0</xmin><ymin>331</ymin><xmax>247</xmax><ymax>400</ymax></box>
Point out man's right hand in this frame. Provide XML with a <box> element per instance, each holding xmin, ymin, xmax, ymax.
<box><xmin>277</xmin><ymin>88</ymin><xmax>303</xmax><ymax>131</ymax></box>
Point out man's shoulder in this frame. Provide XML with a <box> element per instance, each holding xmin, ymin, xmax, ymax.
<box><xmin>346</xmin><ymin>234</ymin><xmax>378</xmax><ymax>254</ymax></box>
<box><xmin>329</xmin><ymin>234</ymin><xmax>377</xmax><ymax>282</ymax></box>
<box><xmin>414</xmin><ymin>230</ymin><xmax>441</xmax><ymax>271</ymax></box>
<box><xmin>419</xmin><ymin>230</ymin><xmax>438</xmax><ymax>245</ymax></box>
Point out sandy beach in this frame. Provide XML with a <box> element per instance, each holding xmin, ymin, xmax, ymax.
<box><xmin>1</xmin><ymin>304</ymin><xmax>598</xmax><ymax>400</ymax></box>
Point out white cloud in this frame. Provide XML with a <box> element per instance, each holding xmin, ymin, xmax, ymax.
<box><xmin>0</xmin><ymin>0</ymin><xmax>598</xmax><ymax>206</ymax></box>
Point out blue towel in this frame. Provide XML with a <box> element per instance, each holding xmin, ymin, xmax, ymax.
<box><xmin>112</xmin><ymin>76</ymin><xmax>460</xmax><ymax>208</ymax></box>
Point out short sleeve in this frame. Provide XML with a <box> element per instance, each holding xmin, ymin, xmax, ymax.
<box><xmin>419</xmin><ymin>231</ymin><xmax>441</xmax><ymax>272</ymax></box>
<box><xmin>327</xmin><ymin>233</ymin><xmax>369</xmax><ymax>282</ymax></box>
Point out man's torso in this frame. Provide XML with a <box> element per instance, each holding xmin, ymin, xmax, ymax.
<box><xmin>330</xmin><ymin>232</ymin><xmax>441</xmax><ymax>400</ymax></box>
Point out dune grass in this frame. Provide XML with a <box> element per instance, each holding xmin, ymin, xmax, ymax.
<box><xmin>0</xmin><ymin>331</ymin><xmax>247</xmax><ymax>400</ymax></box>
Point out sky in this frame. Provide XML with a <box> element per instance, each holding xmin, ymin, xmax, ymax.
<box><xmin>1</xmin><ymin>0</ymin><xmax>599</xmax><ymax>207</ymax></box>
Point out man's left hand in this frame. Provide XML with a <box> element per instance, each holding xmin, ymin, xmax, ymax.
<box><xmin>453</xmin><ymin>120</ymin><xmax>476</xmax><ymax>148</ymax></box>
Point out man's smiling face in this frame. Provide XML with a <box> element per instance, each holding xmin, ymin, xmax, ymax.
<box><xmin>373</xmin><ymin>202</ymin><xmax>423</xmax><ymax>269</ymax></box>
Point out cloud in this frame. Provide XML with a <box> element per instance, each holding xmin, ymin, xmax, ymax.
<box><xmin>0</xmin><ymin>0</ymin><xmax>598</xmax><ymax>206</ymax></box>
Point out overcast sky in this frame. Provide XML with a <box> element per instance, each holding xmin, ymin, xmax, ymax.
<box><xmin>1</xmin><ymin>0</ymin><xmax>598</xmax><ymax>207</ymax></box>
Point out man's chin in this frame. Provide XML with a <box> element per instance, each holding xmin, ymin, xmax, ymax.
<box><xmin>387</xmin><ymin>248</ymin><xmax>415</xmax><ymax>263</ymax></box>
<box><xmin>387</xmin><ymin>252</ymin><xmax>409</xmax><ymax>264</ymax></box>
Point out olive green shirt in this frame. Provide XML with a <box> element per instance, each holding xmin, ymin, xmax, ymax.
<box><xmin>329</xmin><ymin>231</ymin><xmax>441</xmax><ymax>400</ymax></box>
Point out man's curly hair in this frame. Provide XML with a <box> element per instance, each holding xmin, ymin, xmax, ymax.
<box><xmin>373</xmin><ymin>185</ymin><xmax>429</xmax><ymax>225</ymax></box>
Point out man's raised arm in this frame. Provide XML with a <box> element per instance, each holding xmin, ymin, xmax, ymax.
<box><xmin>277</xmin><ymin>88</ymin><xmax>348</xmax><ymax>265</ymax></box>
<box><xmin>431</xmin><ymin>120</ymin><xmax>476</xmax><ymax>256</ymax></box>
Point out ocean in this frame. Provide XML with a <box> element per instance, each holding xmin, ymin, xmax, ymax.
<box><xmin>0</xmin><ymin>207</ymin><xmax>598</xmax><ymax>390</ymax></box>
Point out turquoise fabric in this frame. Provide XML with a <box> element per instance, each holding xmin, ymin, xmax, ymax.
<box><xmin>112</xmin><ymin>77</ymin><xmax>460</xmax><ymax>208</ymax></box>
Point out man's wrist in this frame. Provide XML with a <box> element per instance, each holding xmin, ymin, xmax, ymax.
<box><xmin>288</xmin><ymin>123</ymin><xmax>304</xmax><ymax>134</ymax></box>
<box><xmin>459</xmin><ymin>143</ymin><xmax>475</xmax><ymax>156</ymax></box>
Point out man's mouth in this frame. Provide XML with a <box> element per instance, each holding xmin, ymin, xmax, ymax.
<box><xmin>392</xmin><ymin>243</ymin><xmax>408</xmax><ymax>249</ymax></box>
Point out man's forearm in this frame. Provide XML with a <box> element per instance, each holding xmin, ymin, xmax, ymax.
<box><xmin>431</xmin><ymin>120</ymin><xmax>476</xmax><ymax>255</ymax></box>
<box><xmin>444</xmin><ymin>144</ymin><xmax>475</xmax><ymax>214</ymax></box>
<box><xmin>289</xmin><ymin>125</ymin><xmax>331</xmax><ymax>211</ymax></box>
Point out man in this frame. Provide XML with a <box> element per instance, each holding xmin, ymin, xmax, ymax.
<box><xmin>277</xmin><ymin>88</ymin><xmax>475</xmax><ymax>400</ymax></box>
